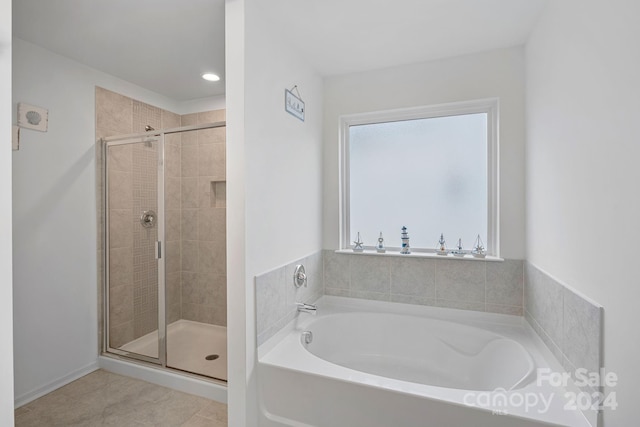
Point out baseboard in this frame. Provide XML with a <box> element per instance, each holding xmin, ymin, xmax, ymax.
<box><xmin>14</xmin><ymin>361</ymin><xmax>100</xmax><ymax>408</ymax></box>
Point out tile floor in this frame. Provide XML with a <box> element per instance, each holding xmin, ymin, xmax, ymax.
<box><xmin>14</xmin><ymin>370</ymin><xmax>228</xmax><ymax>427</ymax></box>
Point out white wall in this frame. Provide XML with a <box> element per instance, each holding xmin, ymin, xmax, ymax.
<box><xmin>225</xmin><ymin>0</ymin><xmax>324</xmax><ymax>424</ymax></box>
<box><xmin>225</xmin><ymin>0</ymin><xmax>247</xmax><ymax>424</ymax></box>
<box><xmin>526</xmin><ymin>1</ymin><xmax>640</xmax><ymax>425</ymax></box>
<box><xmin>177</xmin><ymin>95</ymin><xmax>227</xmax><ymax>115</ymax></box>
<box><xmin>323</xmin><ymin>47</ymin><xmax>526</xmax><ymax>259</ymax></box>
<box><xmin>11</xmin><ymin>38</ymin><xmax>187</xmax><ymax>405</ymax></box>
<box><xmin>0</xmin><ymin>0</ymin><xmax>15</xmax><ymax>423</ymax></box>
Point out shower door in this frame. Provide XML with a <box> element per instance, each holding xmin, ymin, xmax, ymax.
<box><xmin>103</xmin><ymin>121</ymin><xmax>227</xmax><ymax>381</ymax></box>
<box><xmin>104</xmin><ymin>134</ymin><xmax>166</xmax><ymax>365</ymax></box>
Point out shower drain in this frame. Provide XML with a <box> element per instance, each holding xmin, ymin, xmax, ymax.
<box><xmin>205</xmin><ymin>354</ymin><xmax>220</xmax><ymax>361</ymax></box>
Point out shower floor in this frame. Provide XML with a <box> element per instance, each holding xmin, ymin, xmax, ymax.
<box><xmin>120</xmin><ymin>320</ymin><xmax>227</xmax><ymax>381</ymax></box>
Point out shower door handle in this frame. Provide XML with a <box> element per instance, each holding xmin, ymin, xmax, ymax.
<box><xmin>155</xmin><ymin>241</ymin><xmax>162</xmax><ymax>259</ymax></box>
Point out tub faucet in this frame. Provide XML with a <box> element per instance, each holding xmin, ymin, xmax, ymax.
<box><xmin>296</xmin><ymin>302</ymin><xmax>317</xmax><ymax>314</ymax></box>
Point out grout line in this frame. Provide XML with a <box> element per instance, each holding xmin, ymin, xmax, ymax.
<box><xmin>484</xmin><ymin>259</ymin><xmax>487</xmax><ymax>312</ymax></box>
<box><xmin>387</xmin><ymin>257</ymin><xmax>391</xmax><ymax>298</ymax></box>
<box><xmin>348</xmin><ymin>255</ymin><xmax>352</xmax><ymax>296</ymax></box>
<box><xmin>322</xmin><ymin>250</ymin><xmax>326</xmax><ymax>297</ymax></box>
<box><xmin>434</xmin><ymin>259</ymin><xmax>438</xmax><ymax>300</ymax></box>
<box><xmin>522</xmin><ymin>260</ymin><xmax>525</xmax><ymax>310</ymax></box>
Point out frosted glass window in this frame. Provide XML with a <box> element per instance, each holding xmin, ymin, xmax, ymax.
<box><xmin>347</xmin><ymin>112</ymin><xmax>489</xmax><ymax>251</ymax></box>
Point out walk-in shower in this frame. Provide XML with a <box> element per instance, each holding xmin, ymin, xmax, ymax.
<box><xmin>100</xmin><ymin>118</ymin><xmax>227</xmax><ymax>384</ymax></box>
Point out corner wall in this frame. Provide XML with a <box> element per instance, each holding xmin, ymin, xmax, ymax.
<box><xmin>526</xmin><ymin>1</ymin><xmax>640</xmax><ymax>425</ymax></box>
<box><xmin>0</xmin><ymin>0</ymin><xmax>14</xmax><ymax>422</ymax></box>
<box><xmin>11</xmin><ymin>38</ymin><xmax>194</xmax><ymax>406</ymax></box>
<box><xmin>225</xmin><ymin>0</ymin><xmax>324</xmax><ymax>424</ymax></box>
<box><xmin>323</xmin><ymin>47</ymin><xmax>527</xmax><ymax>259</ymax></box>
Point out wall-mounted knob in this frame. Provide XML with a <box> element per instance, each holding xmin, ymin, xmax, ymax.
<box><xmin>140</xmin><ymin>210</ymin><xmax>156</xmax><ymax>229</ymax></box>
<box><xmin>293</xmin><ymin>264</ymin><xmax>307</xmax><ymax>288</ymax></box>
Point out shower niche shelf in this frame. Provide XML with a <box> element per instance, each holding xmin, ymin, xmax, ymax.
<box><xmin>210</xmin><ymin>180</ymin><xmax>226</xmax><ymax>208</ymax></box>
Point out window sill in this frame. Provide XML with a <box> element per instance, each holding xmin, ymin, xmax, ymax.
<box><xmin>335</xmin><ymin>249</ymin><xmax>503</xmax><ymax>262</ymax></box>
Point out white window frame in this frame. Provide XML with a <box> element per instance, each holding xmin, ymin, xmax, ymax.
<box><xmin>339</xmin><ymin>98</ymin><xmax>500</xmax><ymax>256</ymax></box>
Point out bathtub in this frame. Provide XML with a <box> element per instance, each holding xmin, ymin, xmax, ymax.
<box><xmin>258</xmin><ymin>296</ymin><xmax>594</xmax><ymax>427</ymax></box>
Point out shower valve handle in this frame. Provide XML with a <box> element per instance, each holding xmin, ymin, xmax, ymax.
<box><xmin>293</xmin><ymin>265</ymin><xmax>307</xmax><ymax>288</ymax></box>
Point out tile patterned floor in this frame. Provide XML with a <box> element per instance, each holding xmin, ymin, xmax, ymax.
<box><xmin>14</xmin><ymin>370</ymin><xmax>228</xmax><ymax>427</ymax></box>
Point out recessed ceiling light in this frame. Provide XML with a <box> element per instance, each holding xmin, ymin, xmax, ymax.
<box><xmin>202</xmin><ymin>73</ymin><xmax>220</xmax><ymax>82</ymax></box>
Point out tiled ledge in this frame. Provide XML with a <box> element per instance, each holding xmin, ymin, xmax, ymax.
<box><xmin>326</xmin><ymin>250</ymin><xmax>523</xmax><ymax>316</ymax></box>
<box><xmin>335</xmin><ymin>249</ymin><xmax>504</xmax><ymax>262</ymax></box>
<box><xmin>524</xmin><ymin>262</ymin><xmax>603</xmax><ymax>380</ymax></box>
<box><xmin>256</xmin><ymin>250</ymin><xmax>524</xmax><ymax>346</ymax></box>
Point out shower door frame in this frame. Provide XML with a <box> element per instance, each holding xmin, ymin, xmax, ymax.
<box><xmin>102</xmin><ymin>121</ymin><xmax>226</xmax><ymax>370</ymax></box>
<box><xmin>103</xmin><ymin>132</ymin><xmax>166</xmax><ymax>366</ymax></box>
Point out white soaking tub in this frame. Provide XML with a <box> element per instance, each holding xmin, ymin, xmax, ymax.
<box><xmin>258</xmin><ymin>296</ymin><xmax>594</xmax><ymax>427</ymax></box>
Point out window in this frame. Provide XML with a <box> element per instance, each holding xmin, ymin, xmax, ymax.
<box><xmin>340</xmin><ymin>99</ymin><xmax>498</xmax><ymax>255</ymax></box>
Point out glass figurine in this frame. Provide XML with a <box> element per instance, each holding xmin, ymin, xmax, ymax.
<box><xmin>376</xmin><ymin>232</ymin><xmax>386</xmax><ymax>253</ymax></box>
<box><xmin>452</xmin><ymin>238</ymin><xmax>465</xmax><ymax>257</ymax></box>
<box><xmin>400</xmin><ymin>226</ymin><xmax>410</xmax><ymax>254</ymax></box>
<box><xmin>353</xmin><ymin>232</ymin><xmax>364</xmax><ymax>252</ymax></box>
<box><xmin>437</xmin><ymin>233</ymin><xmax>447</xmax><ymax>255</ymax></box>
<box><xmin>472</xmin><ymin>234</ymin><xmax>486</xmax><ymax>258</ymax></box>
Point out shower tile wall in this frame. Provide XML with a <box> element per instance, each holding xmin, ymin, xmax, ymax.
<box><xmin>165</xmin><ymin>119</ymin><xmax>182</xmax><ymax>325</ymax></box>
<box><xmin>131</xmin><ymin>101</ymin><xmax>160</xmax><ymax>338</ymax></box>
<box><xmin>96</xmin><ymin>87</ymin><xmax>226</xmax><ymax>350</ymax></box>
<box><xmin>105</xmin><ymin>145</ymin><xmax>134</xmax><ymax>347</ymax></box>
<box><xmin>97</xmin><ymin>88</ymin><xmax>183</xmax><ymax>347</ymax></box>
<box><xmin>179</xmin><ymin>110</ymin><xmax>227</xmax><ymax>326</ymax></box>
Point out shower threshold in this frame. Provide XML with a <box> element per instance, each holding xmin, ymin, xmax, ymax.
<box><xmin>120</xmin><ymin>320</ymin><xmax>227</xmax><ymax>381</ymax></box>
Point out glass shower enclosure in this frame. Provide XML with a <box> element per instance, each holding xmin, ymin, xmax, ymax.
<box><xmin>102</xmin><ymin>122</ymin><xmax>227</xmax><ymax>381</ymax></box>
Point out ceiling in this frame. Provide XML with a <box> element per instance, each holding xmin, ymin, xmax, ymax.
<box><xmin>259</xmin><ymin>0</ymin><xmax>549</xmax><ymax>76</ymax></box>
<box><xmin>13</xmin><ymin>0</ymin><xmax>226</xmax><ymax>101</ymax></box>
<box><xmin>13</xmin><ymin>0</ymin><xmax>548</xmax><ymax>101</ymax></box>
